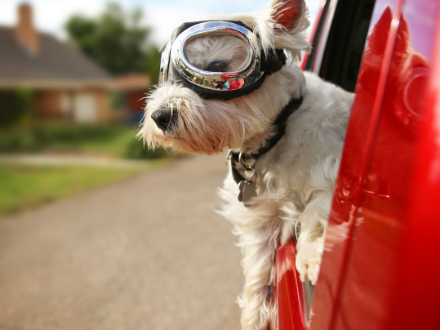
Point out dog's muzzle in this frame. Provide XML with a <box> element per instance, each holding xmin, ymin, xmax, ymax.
<box><xmin>159</xmin><ymin>21</ymin><xmax>287</xmax><ymax>100</ymax></box>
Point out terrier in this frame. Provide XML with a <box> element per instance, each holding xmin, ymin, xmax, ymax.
<box><xmin>139</xmin><ymin>0</ymin><xmax>353</xmax><ymax>329</ymax></box>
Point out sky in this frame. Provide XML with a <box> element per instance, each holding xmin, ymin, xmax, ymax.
<box><xmin>0</xmin><ymin>0</ymin><xmax>322</xmax><ymax>46</ymax></box>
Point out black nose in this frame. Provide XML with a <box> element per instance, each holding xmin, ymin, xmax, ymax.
<box><xmin>151</xmin><ymin>108</ymin><xmax>173</xmax><ymax>131</ymax></box>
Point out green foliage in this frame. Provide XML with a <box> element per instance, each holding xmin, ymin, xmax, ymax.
<box><xmin>32</xmin><ymin>123</ymin><xmax>120</xmax><ymax>143</ymax></box>
<box><xmin>0</xmin><ymin>124</ymin><xmax>117</xmax><ymax>152</ymax></box>
<box><xmin>125</xmin><ymin>137</ymin><xmax>169</xmax><ymax>159</ymax></box>
<box><xmin>146</xmin><ymin>45</ymin><xmax>162</xmax><ymax>86</ymax></box>
<box><xmin>0</xmin><ymin>89</ymin><xmax>34</xmax><ymax>127</ymax></box>
<box><xmin>109</xmin><ymin>91</ymin><xmax>126</xmax><ymax>109</ymax></box>
<box><xmin>0</xmin><ymin>127</ymin><xmax>40</xmax><ymax>152</ymax></box>
<box><xmin>65</xmin><ymin>3</ymin><xmax>152</xmax><ymax>75</ymax></box>
<box><xmin>0</xmin><ymin>123</ymin><xmax>171</xmax><ymax>160</ymax></box>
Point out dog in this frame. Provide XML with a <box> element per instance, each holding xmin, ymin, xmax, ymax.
<box><xmin>139</xmin><ymin>0</ymin><xmax>354</xmax><ymax>329</ymax></box>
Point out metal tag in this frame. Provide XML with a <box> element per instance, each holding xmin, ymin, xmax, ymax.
<box><xmin>238</xmin><ymin>180</ymin><xmax>258</xmax><ymax>207</ymax></box>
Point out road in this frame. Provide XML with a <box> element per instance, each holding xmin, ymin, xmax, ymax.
<box><xmin>0</xmin><ymin>153</ymin><xmax>243</xmax><ymax>330</ymax></box>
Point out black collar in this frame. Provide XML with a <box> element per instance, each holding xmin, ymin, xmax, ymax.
<box><xmin>229</xmin><ymin>96</ymin><xmax>303</xmax><ymax>185</ymax></box>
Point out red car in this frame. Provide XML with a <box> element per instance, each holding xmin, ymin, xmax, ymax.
<box><xmin>271</xmin><ymin>0</ymin><xmax>440</xmax><ymax>329</ymax></box>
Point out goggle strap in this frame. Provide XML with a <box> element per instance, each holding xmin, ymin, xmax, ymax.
<box><xmin>260</xmin><ymin>49</ymin><xmax>287</xmax><ymax>75</ymax></box>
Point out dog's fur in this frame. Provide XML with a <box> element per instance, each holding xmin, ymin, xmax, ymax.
<box><xmin>139</xmin><ymin>0</ymin><xmax>354</xmax><ymax>329</ymax></box>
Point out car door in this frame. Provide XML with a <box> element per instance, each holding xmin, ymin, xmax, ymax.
<box><xmin>272</xmin><ymin>0</ymin><xmax>440</xmax><ymax>329</ymax></box>
<box><xmin>309</xmin><ymin>0</ymin><xmax>440</xmax><ymax>329</ymax></box>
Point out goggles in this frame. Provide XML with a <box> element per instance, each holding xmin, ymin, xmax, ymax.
<box><xmin>159</xmin><ymin>21</ymin><xmax>287</xmax><ymax>100</ymax></box>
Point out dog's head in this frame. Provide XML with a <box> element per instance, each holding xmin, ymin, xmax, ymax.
<box><xmin>139</xmin><ymin>0</ymin><xmax>310</xmax><ymax>154</ymax></box>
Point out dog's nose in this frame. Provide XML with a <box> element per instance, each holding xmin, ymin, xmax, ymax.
<box><xmin>151</xmin><ymin>108</ymin><xmax>173</xmax><ymax>131</ymax></box>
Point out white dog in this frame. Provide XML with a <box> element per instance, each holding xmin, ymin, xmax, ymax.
<box><xmin>139</xmin><ymin>0</ymin><xmax>353</xmax><ymax>329</ymax></box>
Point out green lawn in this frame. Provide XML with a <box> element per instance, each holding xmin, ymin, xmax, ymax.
<box><xmin>0</xmin><ymin>161</ymin><xmax>166</xmax><ymax>216</ymax></box>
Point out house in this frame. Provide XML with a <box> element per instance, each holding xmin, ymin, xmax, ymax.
<box><xmin>0</xmin><ymin>3</ymin><xmax>115</xmax><ymax>123</ymax></box>
<box><xmin>115</xmin><ymin>74</ymin><xmax>150</xmax><ymax>123</ymax></box>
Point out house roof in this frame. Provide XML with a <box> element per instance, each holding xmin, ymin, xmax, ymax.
<box><xmin>0</xmin><ymin>26</ymin><xmax>114</xmax><ymax>89</ymax></box>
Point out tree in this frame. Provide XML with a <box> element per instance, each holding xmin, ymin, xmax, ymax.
<box><xmin>65</xmin><ymin>3</ymin><xmax>156</xmax><ymax>76</ymax></box>
<box><xmin>145</xmin><ymin>44</ymin><xmax>161</xmax><ymax>86</ymax></box>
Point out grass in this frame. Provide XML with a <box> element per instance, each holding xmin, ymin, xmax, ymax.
<box><xmin>0</xmin><ymin>160</ymin><xmax>167</xmax><ymax>216</ymax></box>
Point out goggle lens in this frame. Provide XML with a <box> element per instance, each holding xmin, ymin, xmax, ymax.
<box><xmin>184</xmin><ymin>35</ymin><xmax>251</xmax><ymax>73</ymax></box>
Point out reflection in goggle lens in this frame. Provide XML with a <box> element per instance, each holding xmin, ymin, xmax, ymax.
<box><xmin>184</xmin><ymin>35</ymin><xmax>250</xmax><ymax>73</ymax></box>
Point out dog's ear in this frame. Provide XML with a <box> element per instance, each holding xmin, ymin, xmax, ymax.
<box><xmin>233</xmin><ymin>0</ymin><xmax>310</xmax><ymax>56</ymax></box>
<box><xmin>367</xmin><ymin>7</ymin><xmax>392</xmax><ymax>55</ymax></box>
<box><xmin>271</xmin><ymin>0</ymin><xmax>306</xmax><ymax>31</ymax></box>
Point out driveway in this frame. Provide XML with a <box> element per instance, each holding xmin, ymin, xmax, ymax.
<box><xmin>0</xmin><ymin>153</ymin><xmax>243</xmax><ymax>330</ymax></box>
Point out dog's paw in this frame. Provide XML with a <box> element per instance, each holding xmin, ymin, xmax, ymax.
<box><xmin>295</xmin><ymin>243</ymin><xmax>323</xmax><ymax>285</ymax></box>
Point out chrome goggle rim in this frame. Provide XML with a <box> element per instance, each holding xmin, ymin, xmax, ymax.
<box><xmin>161</xmin><ymin>21</ymin><xmax>264</xmax><ymax>91</ymax></box>
<box><xmin>159</xmin><ymin>41</ymin><xmax>171</xmax><ymax>85</ymax></box>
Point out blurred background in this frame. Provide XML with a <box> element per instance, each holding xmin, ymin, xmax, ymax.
<box><xmin>0</xmin><ymin>1</ymin><xmax>320</xmax><ymax>329</ymax></box>
<box><xmin>0</xmin><ymin>0</ymin><xmax>320</xmax><ymax>215</ymax></box>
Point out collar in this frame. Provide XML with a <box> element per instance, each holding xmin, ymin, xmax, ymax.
<box><xmin>228</xmin><ymin>96</ymin><xmax>303</xmax><ymax>204</ymax></box>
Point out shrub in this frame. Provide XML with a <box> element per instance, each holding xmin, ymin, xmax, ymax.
<box><xmin>0</xmin><ymin>89</ymin><xmax>34</xmax><ymax>127</ymax></box>
<box><xmin>124</xmin><ymin>137</ymin><xmax>169</xmax><ymax>159</ymax></box>
<box><xmin>0</xmin><ymin>123</ymin><xmax>175</xmax><ymax>160</ymax></box>
<box><xmin>0</xmin><ymin>123</ymin><xmax>122</xmax><ymax>153</ymax></box>
<box><xmin>32</xmin><ymin>123</ymin><xmax>121</xmax><ymax>143</ymax></box>
<box><xmin>0</xmin><ymin>128</ymin><xmax>41</xmax><ymax>152</ymax></box>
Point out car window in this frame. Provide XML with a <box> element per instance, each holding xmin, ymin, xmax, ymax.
<box><xmin>304</xmin><ymin>0</ymin><xmax>331</xmax><ymax>72</ymax></box>
<box><xmin>306</xmin><ymin>0</ymin><xmax>376</xmax><ymax>92</ymax></box>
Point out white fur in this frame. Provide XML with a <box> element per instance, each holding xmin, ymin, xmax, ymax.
<box><xmin>218</xmin><ymin>71</ymin><xmax>352</xmax><ymax>330</ymax></box>
<box><xmin>138</xmin><ymin>1</ymin><xmax>354</xmax><ymax>329</ymax></box>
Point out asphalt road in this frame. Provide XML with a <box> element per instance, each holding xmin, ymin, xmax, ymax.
<box><xmin>0</xmin><ymin>153</ymin><xmax>243</xmax><ymax>330</ymax></box>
